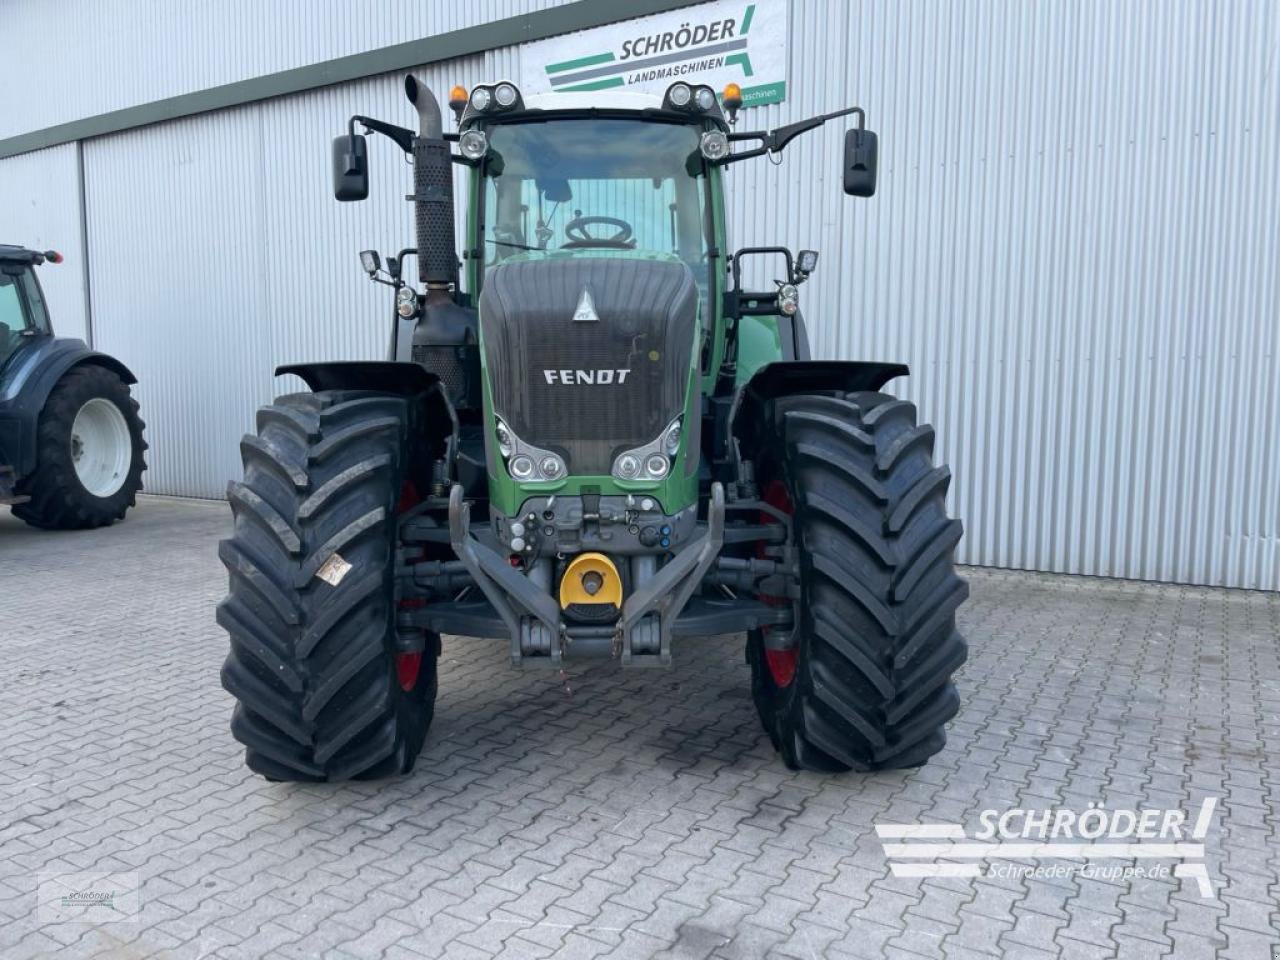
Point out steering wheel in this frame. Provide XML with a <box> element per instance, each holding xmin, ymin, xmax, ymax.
<box><xmin>563</xmin><ymin>215</ymin><xmax>634</xmax><ymax>248</ymax></box>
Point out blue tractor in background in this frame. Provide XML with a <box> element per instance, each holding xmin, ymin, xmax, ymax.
<box><xmin>0</xmin><ymin>244</ymin><xmax>146</xmax><ymax>528</ymax></box>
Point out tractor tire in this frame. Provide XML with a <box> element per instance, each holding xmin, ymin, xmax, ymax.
<box><xmin>217</xmin><ymin>390</ymin><xmax>438</xmax><ymax>782</ymax></box>
<box><xmin>747</xmin><ymin>390</ymin><xmax>968</xmax><ymax>771</ymax></box>
<box><xmin>12</xmin><ymin>365</ymin><xmax>146</xmax><ymax>529</ymax></box>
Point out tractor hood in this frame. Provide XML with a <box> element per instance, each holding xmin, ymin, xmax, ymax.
<box><xmin>478</xmin><ymin>253</ymin><xmax>698</xmax><ymax>478</ymax></box>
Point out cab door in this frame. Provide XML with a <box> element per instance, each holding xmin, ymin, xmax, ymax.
<box><xmin>0</xmin><ymin>266</ymin><xmax>47</xmax><ymax>376</ymax></box>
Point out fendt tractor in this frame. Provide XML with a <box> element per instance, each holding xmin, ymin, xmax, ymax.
<box><xmin>1</xmin><ymin>245</ymin><xmax>146</xmax><ymax>528</ymax></box>
<box><xmin>217</xmin><ymin>76</ymin><xmax>968</xmax><ymax>782</ymax></box>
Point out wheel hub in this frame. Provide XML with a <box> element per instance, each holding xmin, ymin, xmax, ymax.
<box><xmin>69</xmin><ymin>397</ymin><xmax>131</xmax><ymax>497</ymax></box>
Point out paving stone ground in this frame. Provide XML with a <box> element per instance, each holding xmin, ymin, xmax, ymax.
<box><xmin>1</xmin><ymin>496</ymin><xmax>1278</xmax><ymax>959</ymax></box>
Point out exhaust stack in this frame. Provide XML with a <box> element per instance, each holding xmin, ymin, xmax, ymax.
<box><xmin>405</xmin><ymin>74</ymin><xmax>456</xmax><ymax>288</ymax></box>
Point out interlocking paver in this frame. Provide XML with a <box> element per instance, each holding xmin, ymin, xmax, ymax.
<box><xmin>2</xmin><ymin>497</ymin><xmax>1279</xmax><ymax>958</ymax></box>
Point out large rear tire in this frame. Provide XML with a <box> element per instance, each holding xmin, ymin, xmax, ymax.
<box><xmin>217</xmin><ymin>390</ymin><xmax>437</xmax><ymax>782</ymax></box>
<box><xmin>747</xmin><ymin>390</ymin><xmax>968</xmax><ymax>771</ymax></box>
<box><xmin>12</xmin><ymin>365</ymin><xmax>146</xmax><ymax>529</ymax></box>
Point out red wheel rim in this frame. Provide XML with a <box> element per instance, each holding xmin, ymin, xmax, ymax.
<box><xmin>758</xmin><ymin>479</ymin><xmax>798</xmax><ymax>688</ymax></box>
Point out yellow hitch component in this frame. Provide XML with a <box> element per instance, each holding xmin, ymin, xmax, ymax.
<box><xmin>559</xmin><ymin>552</ymin><xmax>623</xmax><ymax>609</ymax></box>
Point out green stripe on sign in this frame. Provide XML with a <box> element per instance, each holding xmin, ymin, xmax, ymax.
<box><xmin>545</xmin><ymin>51</ymin><xmax>615</xmax><ymax>75</ymax></box>
<box><xmin>740</xmin><ymin>81</ymin><xmax>786</xmax><ymax>106</ymax></box>
<box><xmin>560</xmin><ymin>77</ymin><xmax>626</xmax><ymax>92</ymax></box>
<box><xmin>741</xmin><ymin>3</ymin><xmax>756</xmax><ymax>34</ymax></box>
<box><xmin>725</xmin><ymin>53</ymin><xmax>754</xmax><ymax>77</ymax></box>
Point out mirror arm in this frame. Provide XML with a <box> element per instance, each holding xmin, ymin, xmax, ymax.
<box><xmin>721</xmin><ymin>105</ymin><xmax>866</xmax><ymax>164</ymax></box>
<box><xmin>351</xmin><ymin>114</ymin><xmax>416</xmax><ymax>154</ymax></box>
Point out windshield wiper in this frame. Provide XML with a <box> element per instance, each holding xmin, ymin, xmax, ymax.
<box><xmin>486</xmin><ymin>237</ymin><xmax>540</xmax><ymax>251</ymax></box>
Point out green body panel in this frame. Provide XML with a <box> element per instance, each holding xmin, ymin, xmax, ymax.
<box><xmin>463</xmin><ymin>160</ymin><xmax>783</xmax><ymax>519</ymax></box>
<box><xmin>733</xmin><ymin>313</ymin><xmax>785</xmax><ymax>388</ymax></box>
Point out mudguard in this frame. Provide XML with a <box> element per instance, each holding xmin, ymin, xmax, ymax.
<box><xmin>0</xmin><ymin>337</ymin><xmax>137</xmax><ymax>478</ymax></box>
<box><xmin>276</xmin><ymin>360</ymin><xmax>457</xmax><ymax>451</ymax></box>
<box><xmin>277</xmin><ymin>360</ymin><xmax>440</xmax><ymax>396</ymax></box>
<box><xmin>729</xmin><ymin>360</ymin><xmax>909</xmax><ymax>453</ymax></box>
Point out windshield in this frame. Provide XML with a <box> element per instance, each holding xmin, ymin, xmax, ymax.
<box><xmin>480</xmin><ymin>118</ymin><xmax>711</xmax><ymax>295</ymax></box>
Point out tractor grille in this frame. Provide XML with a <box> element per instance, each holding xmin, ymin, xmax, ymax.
<box><xmin>479</xmin><ymin>257</ymin><xmax>697</xmax><ymax>474</ymax></box>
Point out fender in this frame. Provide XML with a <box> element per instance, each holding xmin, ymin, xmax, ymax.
<box><xmin>277</xmin><ymin>360</ymin><xmax>441</xmax><ymax>397</ymax></box>
<box><xmin>729</xmin><ymin>360</ymin><xmax>909</xmax><ymax>454</ymax></box>
<box><xmin>0</xmin><ymin>337</ymin><xmax>137</xmax><ymax>477</ymax></box>
<box><xmin>276</xmin><ymin>360</ymin><xmax>457</xmax><ymax>450</ymax></box>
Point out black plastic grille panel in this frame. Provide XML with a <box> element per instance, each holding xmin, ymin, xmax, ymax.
<box><xmin>480</xmin><ymin>257</ymin><xmax>697</xmax><ymax>474</ymax></box>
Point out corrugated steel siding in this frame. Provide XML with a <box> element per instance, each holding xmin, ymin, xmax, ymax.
<box><xmin>0</xmin><ymin>144</ymin><xmax>89</xmax><ymax>342</ymax></box>
<box><xmin>718</xmin><ymin>0</ymin><xmax>1279</xmax><ymax>590</ymax></box>
<box><xmin>70</xmin><ymin>0</ymin><xmax>1279</xmax><ymax>588</ymax></box>
<box><xmin>0</xmin><ymin>0</ymin><xmax>571</xmax><ymax>140</ymax></box>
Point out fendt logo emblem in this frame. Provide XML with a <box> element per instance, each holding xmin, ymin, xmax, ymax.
<box><xmin>543</xmin><ymin>369</ymin><xmax>631</xmax><ymax>385</ymax></box>
<box><xmin>572</xmin><ymin>289</ymin><xmax>599</xmax><ymax>323</ymax></box>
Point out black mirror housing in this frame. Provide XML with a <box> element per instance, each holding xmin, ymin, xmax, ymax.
<box><xmin>843</xmin><ymin>128</ymin><xmax>878</xmax><ymax>197</ymax></box>
<box><xmin>333</xmin><ymin>134</ymin><xmax>369</xmax><ymax>201</ymax></box>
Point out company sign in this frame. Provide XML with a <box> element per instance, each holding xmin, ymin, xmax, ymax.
<box><xmin>521</xmin><ymin>1</ymin><xmax>788</xmax><ymax>108</ymax></box>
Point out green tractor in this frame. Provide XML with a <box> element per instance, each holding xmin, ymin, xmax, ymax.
<box><xmin>218</xmin><ymin>76</ymin><xmax>968</xmax><ymax>782</ymax></box>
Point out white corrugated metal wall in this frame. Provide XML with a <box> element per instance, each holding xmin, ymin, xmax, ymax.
<box><xmin>0</xmin><ymin>0</ymin><xmax>571</xmax><ymax>140</ymax></box>
<box><xmin>0</xmin><ymin>144</ymin><xmax>90</xmax><ymax>343</ymax></box>
<box><xmin>2</xmin><ymin>1</ymin><xmax>1277</xmax><ymax>589</ymax></box>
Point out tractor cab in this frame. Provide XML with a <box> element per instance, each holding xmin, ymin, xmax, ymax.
<box><xmin>0</xmin><ymin>245</ymin><xmax>59</xmax><ymax>375</ymax></box>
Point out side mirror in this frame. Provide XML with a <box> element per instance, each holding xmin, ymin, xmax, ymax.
<box><xmin>332</xmin><ymin>134</ymin><xmax>369</xmax><ymax>201</ymax></box>
<box><xmin>842</xmin><ymin>128</ymin><xmax>878</xmax><ymax>197</ymax></box>
<box><xmin>359</xmin><ymin>250</ymin><xmax>381</xmax><ymax>275</ymax></box>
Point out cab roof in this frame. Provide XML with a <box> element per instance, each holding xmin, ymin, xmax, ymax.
<box><xmin>0</xmin><ymin>244</ymin><xmax>45</xmax><ymax>265</ymax></box>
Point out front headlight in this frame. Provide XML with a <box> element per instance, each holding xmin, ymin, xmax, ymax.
<box><xmin>661</xmin><ymin>419</ymin><xmax>682</xmax><ymax>455</ymax></box>
<box><xmin>612</xmin><ymin>417</ymin><xmax>682</xmax><ymax>482</ymax></box>
<box><xmin>495</xmin><ymin>418</ymin><xmax>566</xmax><ymax>483</ymax></box>
<box><xmin>396</xmin><ymin>286</ymin><xmax>419</xmax><ymax>318</ymax></box>
<box><xmin>777</xmin><ymin>283</ymin><xmax>799</xmax><ymax>316</ymax></box>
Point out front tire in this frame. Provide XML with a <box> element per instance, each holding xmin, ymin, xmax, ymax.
<box><xmin>217</xmin><ymin>390</ymin><xmax>437</xmax><ymax>782</ymax></box>
<box><xmin>12</xmin><ymin>365</ymin><xmax>146</xmax><ymax>529</ymax></box>
<box><xmin>748</xmin><ymin>391</ymin><xmax>968</xmax><ymax>771</ymax></box>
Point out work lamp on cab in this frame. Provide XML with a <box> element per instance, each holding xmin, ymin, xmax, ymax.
<box><xmin>494</xmin><ymin>82</ymin><xmax>518</xmax><ymax>108</ymax></box>
<box><xmin>700</xmin><ymin>131</ymin><xmax>729</xmax><ymax>161</ymax></box>
<box><xmin>469</xmin><ymin>87</ymin><xmax>491</xmax><ymax>111</ymax></box>
<box><xmin>668</xmin><ymin>83</ymin><xmax>693</xmax><ymax>108</ymax></box>
<box><xmin>459</xmin><ymin>129</ymin><xmax>488</xmax><ymax>160</ymax></box>
<box><xmin>359</xmin><ymin>250</ymin><xmax>380</xmax><ymax>275</ymax></box>
<box><xmin>695</xmin><ymin>87</ymin><xmax>716</xmax><ymax>111</ymax></box>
